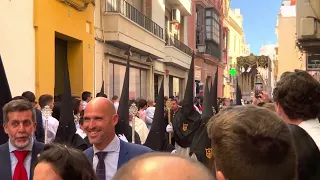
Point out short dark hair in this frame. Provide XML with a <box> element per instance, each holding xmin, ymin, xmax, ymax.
<box><xmin>72</xmin><ymin>98</ymin><xmax>82</xmax><ymax>115</ymax></box>
<box><xmin>81</xmin><ymin>91</ymin><xmax>91</xmax><ymax>101</ymax></box>
<box><xmin>96</xmin><ymin>93</ymin><xmax>107</xmax><ymax>98</ymax></box>
<box><xmin>273</xmin><ymin>71</ymin><xmax>320</xmax><ymax>120</ymax></box>
<box><xmin>3</xmin><ymin>99</ymin><xmax>36</xmax><ymax>124</ymax></box>
<box><xmin>280</xmin><ymin>71</ymin><xmax>293</xmax><ymax>80</ymax></box>
<box><xmin>36</xmin><ymin>143</ymin><xmax>97</xmax><ymax>180</ymax></box>
<box><xmin>138</xmin><ymin>99</ymin><xmax>147</xmax><ymax>109</ymax></box>
<box><xmin>12</xmin><ymin>96</ymin><xmax>28</xmax><ymax>101</ymax></box>
<box><xmin>38</xmin><ymin>94</ymin><xmax>54</xmax><ymax>109</ymax></box>
<box><xmin>22</xmin><ymin>91</ymin><xmax>36</xmax><ymax>103</ymax></box>
<box><xmin>112</xmin><ymin>95</ymin><xmax>118</xmax><ymax>101</ymax></box>
<box><xmin>207</xmin><ymin>105</ymin><xmax>297</xmax><ymax>180</ymax></box>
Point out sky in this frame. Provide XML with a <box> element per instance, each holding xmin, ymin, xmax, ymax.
<box><xmin>230</xmin><ymin>0</ymin><xmax>283</xmax><ymax>55</ymax></box>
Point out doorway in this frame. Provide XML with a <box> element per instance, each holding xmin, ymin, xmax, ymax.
<box><xmin>54</xmin><ymin>38</ymin><xmax>67</xmax><ymax>96</ymax></box>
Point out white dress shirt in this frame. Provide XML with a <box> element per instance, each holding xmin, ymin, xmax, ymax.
<box><xmin>299</xmin><ymin>118</ymin><xmax>320</xmax><ymax>150</ymax></box>
<box><xmin>42</xmin><ymin>115</ymin><xmax>59</xmax><ymax>143</ymax></box>
<box><xmin>76</xmin><ymin>128</ymin><xmax>87</xmax><ymax>139</ymax></box>
<box><xmin>9</xmin><ymin>137</ymin><xmax>34</xmax><ymax>179</ymax></box>
<box><xmin>93</xmin><ymin>135</ymin><xmax>120</xmax><ymax>180</ymax></box>
<box><xmin>83</xmin><ymin>101</ymin><xmax>88</xmax><ymax>109</ymax></box>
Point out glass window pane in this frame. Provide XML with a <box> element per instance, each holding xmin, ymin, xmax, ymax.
<box><xmin>205</xmin><ymin>10</ymin><xmax>211</xmax><ymax>17</ymax></box>
<box><xmin>206</xmin><ymin>25</ymin><xmax>211</xmax><ymax>32</ymax></box>
<box><xmin>113</xmin><ymin>64</ymin><xmax>126</xmax><ymax>98</ymax></box>
<box><xmin>206</xmin><ymin>33</ymin><xmax>211</xmax><ymax>39</ymax></box>
<box><xmin>205</xmin><ymin>18</ymin><xmax>211</xmax><ymax>25</ymax></box>
<box><xmin>129</xmin><ymin>67</ymin><xmax>140</xmax><ymax>100</ymax></box>
<box><xmin>141</xmin><ymin>70</ymin><xmax>147</xmax><ymax>99</ymax></box>
<box><xmin>108</xmin><ymin>63</ymin><xmax>113</xmax><ymax>98</ymax></box>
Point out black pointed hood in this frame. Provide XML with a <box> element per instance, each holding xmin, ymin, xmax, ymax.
<box><xmin>55</xmin><ymin>60</ymin><xmax>77</xmax><ymax>144</ymax></box>
<box><xmin>201</xmin><ymin>77</ymin><xmax>213</xmax><ymax>119</ymax></box>
<box><xmin>172</xmin><ymin>53</ymin><xmax>202</xmax><ymax>148</ymax></box>
<box><xmin>116</xmin><ymin>60</ymin><xmax>130</xmax><ymax>137</ymax></box>
<box><xmin>97</xmin><ymin>80</ymin><xmax>105</xmax><ymax>97</ymax></box>
<box><xmin>0</xmin><ymin>55</ymin><xmax>11</xmax><ymax>144</ymax></box>
<box><xmin>183</xmin><ymin>53</ymin><xmax>195</xmax><ymax>113</ymax></box>
<box><xmin>144</xmin><ymin>79</ymin><xmax>165</xmax><ymax>150</ymax></box>
<box><xmin>211</xmin><ymin>69</ymin><xmax>218</xmax><ymax>113</ymax></box>
<box><xmin>236</xmin><ymin>77</ymin><xmax>242</xmax><ymax>105</ymax></box>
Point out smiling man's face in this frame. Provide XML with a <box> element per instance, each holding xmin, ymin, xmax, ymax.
<box><xmin>83</xmin><ymin>98</ymin><xmax>118</xmax><ymax>150</ymax></box>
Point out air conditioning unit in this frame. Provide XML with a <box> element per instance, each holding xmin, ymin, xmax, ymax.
<box><xmin>297</xmin><ymin>0</ymin><xmax>320</xmax><ymax>40</ymax></box>
<box><xmin>171</xmin><ymin>8</ymin><xmax>181</xmax><ymax>24</ymax></box>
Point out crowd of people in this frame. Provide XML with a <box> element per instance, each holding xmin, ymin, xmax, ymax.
<box><xmin>1</xmin><ymin>52</ymin><xmax>320</xmax><ymax>180</ymax></box>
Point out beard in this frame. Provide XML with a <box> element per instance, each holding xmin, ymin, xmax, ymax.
<box><xmin>10</xmin><ymin>134</ymin><xmax>32</xmax><ymax>149</ymax></box>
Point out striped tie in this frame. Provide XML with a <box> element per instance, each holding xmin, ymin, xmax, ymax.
<box><xmin>96</xmin><ymin>152</ymin><xmax>108</xmax><ymax>180</ymax></box>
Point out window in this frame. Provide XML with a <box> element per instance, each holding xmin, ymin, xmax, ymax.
<box><xmin>196</xmin><ymin>4</ymin><xmax>205</xmax><ymax>46</ymax></box>
<box><xmin>109</xmin><ymin>62</ymin><xmax>147</xmax><ymax>99</ymax></box>
<box><xmin>205</xmin><ymin>8</ymin><xmax>220</xmax><ymax>44</ymax></box>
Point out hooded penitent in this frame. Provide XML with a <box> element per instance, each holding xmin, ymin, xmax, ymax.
<box><xmin>172</xmin><ymin>53</ymin><xmax>201</xmax><ymax>148</ymax></box>
<box><xmin>144</xmin><ymin>79</ymin><xmax>166</xmax><ymax>150</ymax></box>
<box><xmin>211</xmin><ymin>69</ymin><xmax>218</xmax><ymax>113</ymax></box>
<box><xmin>0</xmin><ymin>55</ymin><xmax>11</xmax><ymax>144</ymax></box>
<box><xmin>54</xmin><ymin>60</ymin><xmax>87</xmax><ymax>150</ymax></box>
<box><xmin>190</xmin><ymin>76</ymin><xmax>213</xmax><ymax>167</ymax></box>
<box><xmin>236</xmin><ymin>76</ymin><xmax>242</xmax><ymax>105</ymax></box>
<box><xmin>116</xmin><ymin>59</ymin><xmax>141</xmax><ymax>144</ymax></box>
<box><xmin>97</xmin><ymin>80</ymin><xmax>105</xmax><ymax>97</ymax></box>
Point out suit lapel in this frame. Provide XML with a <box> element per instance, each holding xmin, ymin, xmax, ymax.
<box><xmin>117</xmin><ymin>140</ymin><xmax>129</xmax><ymax>169</ymax></box>
<box><xmin>87</xmin><ymin>148</ymin><xmax>94</xmax><ymax>165</ymax></box>
<box><xmin>0</xmin><ymin>142</ymin><xmax>12</xmax><ymax>180</ymax></box>
<box><xmin>30</xmin><ymin>141</ymin><xmax>44</xmax><ymax>180</ymax></box>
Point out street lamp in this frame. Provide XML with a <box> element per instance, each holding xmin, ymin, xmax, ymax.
<box><xmin>197</xmin><ymin>44</ymin><xmax>206</xmax><ymax>53</ymax></box>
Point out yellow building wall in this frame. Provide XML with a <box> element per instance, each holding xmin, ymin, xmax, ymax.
<box><xmin>34</xmin><ymin>0</ymin><xmax>94</xmax><ymax>97</ymax></box>
<box><xmin>224</xmin><ymin>9</ymin><xmax>245</xmax><ymax>98</ymax></box>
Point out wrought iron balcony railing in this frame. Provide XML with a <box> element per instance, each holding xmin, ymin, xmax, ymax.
<box><xmin>165</xmin><ymin>33</ymin><xmax>192</xmax><ymax>56</ymax></box>
<box><xmin>106</xmin><ymin>0</ymin><xmax>164</xmax><ymax>39</ymax></box>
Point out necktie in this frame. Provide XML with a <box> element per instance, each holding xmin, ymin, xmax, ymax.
<box><xmin>96</xmin><ymin>152</ymin><xmax>108</xmax><ymax>180</ymax></box>
<box><xmin>13</xmin><ymin>151</ymin><xmax>29</xmax><ymax>180</ymax></box>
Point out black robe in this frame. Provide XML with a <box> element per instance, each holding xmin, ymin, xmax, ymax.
<box><xmin>172</xmin><ymin>109</ymin><xmax>201</xmax><ymax>148</ymax></box>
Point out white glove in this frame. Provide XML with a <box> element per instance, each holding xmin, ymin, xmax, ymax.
<box><xmin>171</xmin><ymin>150</ymin><xmax>177</xmax><ymax>154</ymax></box>
<box><xmin>118</xmin><ymin>134</ymin><xmax>128</xmax><ymax>142</ymax></box>
<box><xmin>166</xmin><ymin>124</ymin><xmax>173</xmax><ymax>133</ymax></box>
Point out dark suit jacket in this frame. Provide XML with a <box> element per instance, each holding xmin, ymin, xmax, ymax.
<box><xmin>35</xmin><ymin>108</ymin><xmax>45</xmax><ymax>143</ymax></box>
<box><xmin>84</xmin><ymin>140</ymin><xmax>152</xmax><ymax>169</ymax></box>
<box><xmin>0</xmin><ymin>141</ymin><xmax>45</xmax><ymax>180</ymax></box>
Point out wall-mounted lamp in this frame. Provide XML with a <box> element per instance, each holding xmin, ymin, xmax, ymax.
<box><xmin>165</xmin><ymin>70</ymin><xmax>169</xmax><ymax>77</ymax></box>
<box><xmin>197</xmin><ymin>44</ymin><xmax>206</xmax><ymax>53</ymax></box>
<box><xmin>146</xmin><ymin>54</ymin><xmax>153</xmax><ymax>62</ymax></box>
<box><xmin>124</xmin><ymin>46</ymin><xmax>132</xmax><ymax>57</ymax></box>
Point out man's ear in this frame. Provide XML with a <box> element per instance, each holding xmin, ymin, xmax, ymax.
<box><xmin>216</xmin><ymin>171</ymin><xmax>226</xmax><ymax>180</ymax></box>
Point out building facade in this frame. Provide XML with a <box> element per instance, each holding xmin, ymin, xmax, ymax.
<box><xmin>260</xmin><ymin>44</ymin><xmax>277</xmax><ymax>90</ymax></box>
<box><xmin>275</xmin><ymin>0</ymin><xmax>305</xmax><ymax>80</ymax></box>
<box><xmin>95</xmin><ymin>0</ymin><xmax>192</xmax><ymax>100</ymax></box>
<box><xmin>222</xmin><ymin>8</ymin><xmax>245</xmax><ymax>99</ymax></box>
<box><xmin>1</xmin><ymin>0</ymin><xmax>36</xmax><ymax>96</ymax></box>
<box><xmin>1</xmin><ymin>0</ymin><xmax>95</xmax><ymax>97</ymax></box>
<box><xmin>188</xmin><ymin>0</ymin><xmax>226</xmax><ymax>98</ymax></box>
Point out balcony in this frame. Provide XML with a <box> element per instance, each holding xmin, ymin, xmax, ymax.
<box><xmin>166</xmin><ymin>0</ymin><xmax>192</xmax><ymax>16</ymax></box>
<box><xmin>164</xmin><ymin>34</ymin><xmax>192</xmax><ymax>69</ymax></box>
<box><xmin>103</xmin><ymin>0</ymin><xmax>165</xmax><ymax>58</ymax></box>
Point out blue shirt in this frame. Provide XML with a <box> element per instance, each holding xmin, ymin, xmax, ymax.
<box><xmin>8</xmin><ymin>138</ymin><xmax>34</xmax><ymax>179</ymax></box>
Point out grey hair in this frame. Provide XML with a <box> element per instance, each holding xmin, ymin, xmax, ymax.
<box><xmin>2</xmin><ymin>99</ymin><xmax>36</xmax><ymax>124</ymax></box>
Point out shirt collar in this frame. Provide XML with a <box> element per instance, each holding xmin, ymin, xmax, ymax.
<box><xmin>93</xmin><ymin>135</ymin><xmax>120</xmax><ymax>154</ymax></box>
<box><xmin>9</xmin><ymin>137</ymin><xmax>34</xmax><ymax>152</ymax></box>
